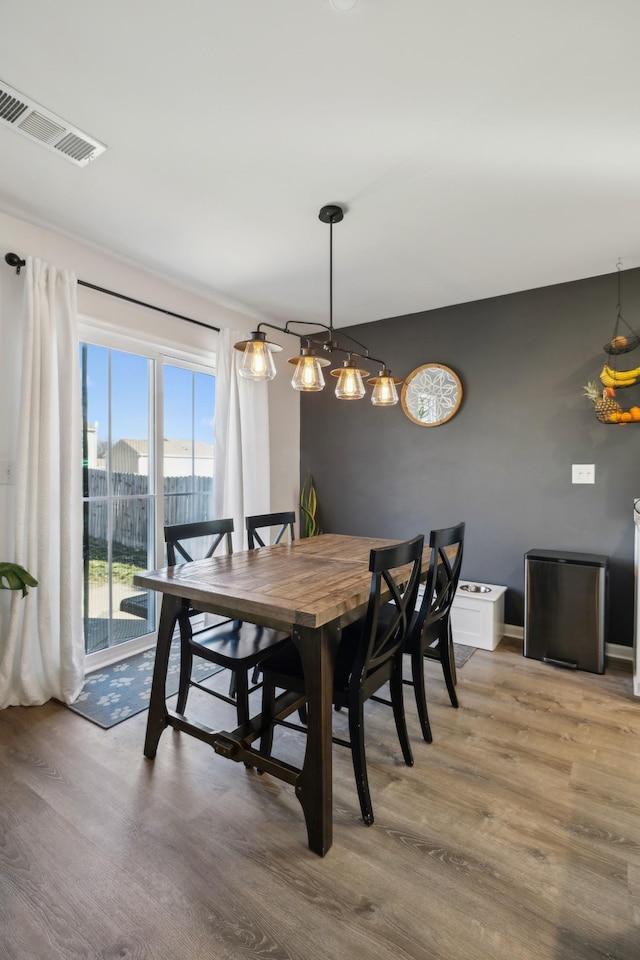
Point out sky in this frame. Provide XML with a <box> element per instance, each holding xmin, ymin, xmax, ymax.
<box><xmin>80</xmin><ymin>344</ymin><xmax>216</xmax><ymax>445</ymax></box>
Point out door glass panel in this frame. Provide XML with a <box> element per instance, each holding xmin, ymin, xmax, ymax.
<box><xmin>163</xmin><ymin>363</ymin><xmax>215</xmax><ymax>552</ymax></box>
<box><xmin>81</xmin><ymin>343</ymin><xmax>155</xmax><ymax>654</ymax></box>
<box><xmin>110</xmin><ymin>351</ymin><xmax>150</xmax><ymax>496</ymax></box>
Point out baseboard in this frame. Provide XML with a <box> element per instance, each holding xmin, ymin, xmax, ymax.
<box><xmin>502</xmin><ymin>624</ymin><xmax>633</xmax><ymax>663</ymax></box>
<box><xmin>85</xmin><ymin>634</ymin><xmax>156</xmax><ymax>673</ymax></box>
<box><xmin>605</xmin><ymin>643</ymin><xmax>634</xmax><ymax>662</ymax></box>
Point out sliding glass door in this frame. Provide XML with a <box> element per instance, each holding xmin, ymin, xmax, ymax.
<box><xmin>80</xmin><ymin>335</ymin><xmax>215</xmax><ymax>666</ymax></box>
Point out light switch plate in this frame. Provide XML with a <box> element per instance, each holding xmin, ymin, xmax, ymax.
<box><xmin>572</xmin><ymin>463</ymin><xmax>595</xmax><ymax>484</ymax></box>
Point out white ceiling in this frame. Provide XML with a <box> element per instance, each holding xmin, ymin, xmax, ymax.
<box><xmin>2</xmin><ymin>0</ymin><xmax>640</xmax><ymax>329</ymax></box>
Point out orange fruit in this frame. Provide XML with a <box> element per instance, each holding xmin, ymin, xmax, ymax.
<box><xmin>608</xmin><ymin>412</ymin><xmax>622</xmax><ymax>422</ymax></box>
<box><xmin>620</xmin><ymin>412</ymin><xmax>632</xmax><ymax>422</ymax></box>
<box><xmin>630</xmin><ymin>406</ymin><xmax>640</xmax><ymax>421</ymax></box>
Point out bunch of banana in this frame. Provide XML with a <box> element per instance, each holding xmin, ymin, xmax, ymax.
<box><xmin>600</xmin><ymin>363</ymin><xmax>640</xmax><ymax>388</ymax></box>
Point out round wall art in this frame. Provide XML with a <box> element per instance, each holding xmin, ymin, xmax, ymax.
<box><xmin>400</xmin><ymin>363</ymin><xmax>463</xmax><ymax>427</ymax></box>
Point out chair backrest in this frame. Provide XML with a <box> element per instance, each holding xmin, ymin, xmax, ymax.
<box><xmin>164</xmin><ymin>518</ymin><xmax>234</xmax><ymax>565</ymax></box>
<box><xmin>415</xmin><ymin>522</ymin><xmax>465</xmax><ymax>638</ymax></box>
<box><xmin>246</xmin><ymin>511</ymin><xmax>295</xmax><ymax>549</ymax></box>
<box><xmin>351</xmin><ymin>535</ymin><xmax>424</xmax><ymax>687</ymax></box>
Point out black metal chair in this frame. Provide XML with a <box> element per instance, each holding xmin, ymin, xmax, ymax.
<box><xmin>164</xmin><ymin>519</ymin><xmax>290</xmax><ymax>726</ymax></box>
<box><xmin>246</xmin><ymin>511</ymin><xmax>295</xmax><ymax>549</ymax></box>
<box><xmin>403</xmin><ymin>522</ymin><xmax>465</xmax><ymax>740</ymax></box>
<box><xmin>259</xmin><ymin>534</ymin><xmax>424</xmax><ymax>826</ymax></box>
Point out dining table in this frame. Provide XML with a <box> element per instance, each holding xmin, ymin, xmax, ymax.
<box><xmin>134</xmin><ymin>532</ymin><xmax>428</xmax><ymax>856</ymax></box>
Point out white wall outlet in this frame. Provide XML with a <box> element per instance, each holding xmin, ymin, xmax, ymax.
<box><xmin>572</xmin><ymin>463</ymin><xmax>595</xmax><ymax>484</ymax></box>
<box><xmin>0</xmin><ymin>460</ymin><xmax>15</xmax><ymax>484</ymax></box>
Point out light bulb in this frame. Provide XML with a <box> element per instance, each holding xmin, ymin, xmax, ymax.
<box><xmin>335</xmin><ymin>366</ymin><xmax>365</xmax><ymax>400</ymax></box>
<box><xmin>239</xmin><ymin>340</ymin><xmax>276</xmax><ymax>381</ymax></box>
<box><xmin>292</xmin><ymin>355</ymin><xmax>325</xmax><ymax>391</ymax></box>
<box><xmin>371</xmin><ymin>376</ymin><xmax>399</xmax><ymax>406</ymax></box>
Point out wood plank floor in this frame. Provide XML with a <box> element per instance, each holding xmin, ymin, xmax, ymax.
<box><xmin>1</xmin><ymin>639</ymin><xmax>639</xmax><ymax>960</ymax></box>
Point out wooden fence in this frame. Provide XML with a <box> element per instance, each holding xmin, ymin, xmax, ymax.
<box><xmin>86</xmin><ymin>470</ymin><xmax>213</xmax><ymax>551</ymax></box>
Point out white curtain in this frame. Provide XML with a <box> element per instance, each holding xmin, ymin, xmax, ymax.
<box><xmin>0</xmin><ymin>257</ymin><xmax>84</xmax><ymax>707</ymax></box>
<box><xmin>214</xmin><ymin>328</ymin><xmax>271</xmax><ymax>549</ymax></box>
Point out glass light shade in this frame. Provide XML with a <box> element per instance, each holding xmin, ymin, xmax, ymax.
<box><xmin>238</xmin><ymin>340</ymin><xmax>277</xmax><ymax>381</ymax></box>
<box><xmin>371</xmin><ymin>376</ymin><xmax>399</xmax><ymax>406</ymax></box>
<box><xmin>333</xmin><ymin>364</ymin><xmax>368</xmax><ymax>400</ymax></box>
<box><xmin>368</xmin><ymin>369</ymin><xmax>401</xmax><ymax>406</ymax></box>
<box><xmin>291</xmin><ymin>355</ymin><xmax>326</xmax><ymax>391</ymax></box>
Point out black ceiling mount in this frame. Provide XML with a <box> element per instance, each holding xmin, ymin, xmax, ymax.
<box><xmin>318</xmin><ymin>204</ymin><xmax>344</xmax><ymax>224</ymax></box>
<box><xmin>5</xmin><ymin>252</ymin><xmax>26</xmax><ymax>275</ymax></box>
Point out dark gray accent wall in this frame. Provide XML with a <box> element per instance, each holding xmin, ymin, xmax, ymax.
<box><xmin>300</xmin><ymin>269</ymin><xmax>640</xmax><ymax>645</ymax></box>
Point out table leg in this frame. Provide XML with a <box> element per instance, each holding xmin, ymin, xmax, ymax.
<box><xmin>143</xmin><ymin>593</ymin><xmax>182</xmax><ymax>759</ymax></box>
<box><xmin>292</xmin><ymin>622</ymin><xmax>340</xmax><ymax>856</ymax></box>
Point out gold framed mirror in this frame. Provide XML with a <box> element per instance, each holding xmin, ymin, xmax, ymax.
<box><xmin>401</xmin><ymin>363</ymin><xmax>463</xmax><ymax>427</ymax></box>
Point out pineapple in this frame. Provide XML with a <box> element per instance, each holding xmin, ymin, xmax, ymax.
<box><xmin>583</xmin><ymin>380</ymin><xmax>621</xmax><ymax>422</ymax></box>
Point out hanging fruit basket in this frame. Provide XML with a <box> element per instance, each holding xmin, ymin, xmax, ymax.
<box><xmin>583</xmin><ymin>382</ymin><xmax>640</xmax><ymax>424</ymax></box>
<box><xmin>602</xmin><ymin>260</ymin><xmax>640</xmax><ymax>356</ymax></box>
<box><xmin>589</xmin><ymin>261</ymin><xmax>640</xmax><ymax>421</ymax></box>
<box><xmin>603</xmin><ymin>334</ymin><xmax>640</xmax><ymax>355</ymax></box>
<box><xmin>599</xmin><ymin>361</ymin><xmax>640</xmax><ymax>389</ymax></box>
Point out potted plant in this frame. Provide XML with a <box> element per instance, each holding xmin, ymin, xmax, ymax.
<box><xmin>0</xmin><ymin>562</ymin><xmax>38</xmax><ymax>597</ymax></box>
<box><xmin>300</xmin><ymin>472</ymin><xmax>321</xmax><ymax>538</ymax></box>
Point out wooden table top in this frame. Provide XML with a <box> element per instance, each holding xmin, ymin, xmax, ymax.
<box><xmin>134</xmin><ymin>533</ymin><xmax>421</xmax><ymax>631</ymax></box>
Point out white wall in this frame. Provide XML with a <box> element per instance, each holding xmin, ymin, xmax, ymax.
<box><xmin>0</xmin><ymin>209</ymin><xmax>300</xmax><ymax>566</ymax></box>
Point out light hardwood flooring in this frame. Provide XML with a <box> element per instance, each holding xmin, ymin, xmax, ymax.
<box><xmin>1</xmin><ymin>639</ymin><xmax>639</xmax><ymax>960</ymax></box>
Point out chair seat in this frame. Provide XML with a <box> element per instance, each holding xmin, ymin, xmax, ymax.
<box><xmin>190</xmin><ymin>621</ymin><xmax>290</xmax><ymax>669</ymax></box>
<box><xmin>260</xmin><ymin>625</ymin><xmax>362</xmax><ymax>694</ymax></box>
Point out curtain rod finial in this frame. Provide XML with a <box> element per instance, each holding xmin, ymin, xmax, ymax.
<box><xmin>5</xmin><ymin>252</ymin><xmax>26</xmax><ymax>275</ymax></box>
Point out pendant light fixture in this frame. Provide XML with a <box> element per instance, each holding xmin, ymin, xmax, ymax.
<box><xmin>331</xmin><ymin>358</ymin><xmax>368</xmax><ymax>399</ymax></box>
<box><xmin>288</xmin><ymin>343</ymin><xmax>331</xmax><ymax>391</ymax></box>
<box><xmin>235</xmin><ymin>330</ymin><xmax>281</xmax><ymax>381</ymax></box>
<box><xmin>368</xmin><ymin>368</ymin><xmax>403</xmax><ymax>406</ymax></box>
<box><xmin>233</xmin><ymin>204</ymin><xmax>401</xmax><ymax>405</ymax></box>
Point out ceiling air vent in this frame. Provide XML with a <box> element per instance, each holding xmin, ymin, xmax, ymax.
<box><xmin>0</xmin><ymin>80</ymin><xmax>106</xmax><ymax>167</ymax></box>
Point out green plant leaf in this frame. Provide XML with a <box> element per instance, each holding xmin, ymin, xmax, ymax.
<box><xmin>300</xmin><ymin>472</ymin><xmax>321</xmax><ymax>537</ymax></box>
<box><xmin>0</xmin><ymin>562</ymin><xmax>38</xmax><ymax>598</ymax></box>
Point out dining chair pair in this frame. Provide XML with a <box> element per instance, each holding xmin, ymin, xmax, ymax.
<box><xmin>164</xmin><ymin>511</ymin><xmax>296</xmax><ymax>726</ymax></box>
<box><xmin>258</xmin><ymin>522</ymin><xmax>465</xmax><ymax>827</ymax></box>
<box><xmin>374</xmin><ymin>522</ymin><xmax>466</xmax><ymax>741</ymax></box>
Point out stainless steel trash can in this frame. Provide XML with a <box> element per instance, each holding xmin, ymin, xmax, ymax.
<box><xmin>524</xmin><ymin>549</ymin><xmax>608</xmax><ymax>674</ymax></box>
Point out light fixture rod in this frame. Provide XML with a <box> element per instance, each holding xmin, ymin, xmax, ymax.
<box><xmin>329</xmin><ymin>217</ymin><xmax>334</xmax><ymax>336</ymax></box>
<box><xmin>255</xmin><ymin>319</ymin><xmax>383</xmax><ymax>367</ymax></box>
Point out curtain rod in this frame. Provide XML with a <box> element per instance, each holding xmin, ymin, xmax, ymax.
<box><xmin>4</xmin><ymin>252</ymin><xmax>220</xmax><ymax>334</ymax></box>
